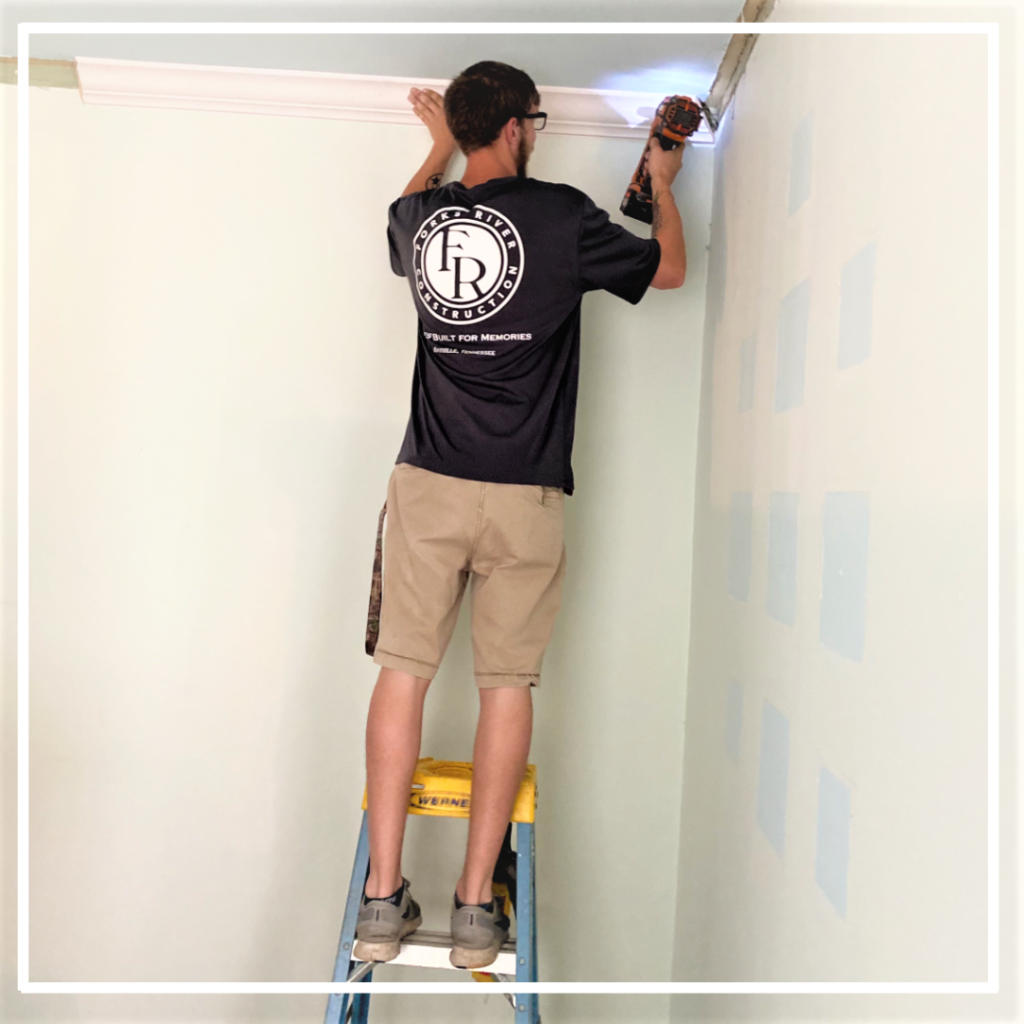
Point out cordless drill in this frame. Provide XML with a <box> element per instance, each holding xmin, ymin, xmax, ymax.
<box><xmin>620</xmin><ymin>95</ymin><xmax>703</xmax><ymax>224</ymax></box>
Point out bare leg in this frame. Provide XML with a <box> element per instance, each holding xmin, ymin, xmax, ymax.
<box><xmin>456</xmin><ymin>685</ymin><xmax>533</xmax><ymax>905</ymax></box>
<box><xmin>364</xmin><ymin>666</ymin><xmax>431</xmax><ymax>898</ymax></box>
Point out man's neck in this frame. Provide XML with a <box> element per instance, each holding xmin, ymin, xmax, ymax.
<box><xmin>460</xmin><ymin>149</ymin><xmax>518</xmax><ymax>189</ymax></box>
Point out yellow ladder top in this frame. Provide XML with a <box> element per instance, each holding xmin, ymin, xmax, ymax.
<box><xmin>361</xmin><ymin>757</ymin><xmax>537</xmax><ymax>823</ymax></box>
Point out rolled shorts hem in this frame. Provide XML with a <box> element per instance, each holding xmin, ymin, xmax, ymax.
<box><xmin>373</xmin><ymin>648</ymin><xmax>438</xmax><ymax>681</ymax></box>
<box><xmin>474</xmin><ymin>672</ymin><xmax>539</xmax><ymax>689</ymax></box>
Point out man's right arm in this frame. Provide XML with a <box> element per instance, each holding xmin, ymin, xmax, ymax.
<box><xmin>400</xmin><ymin>87</ymin><xmax>457</xmax><ymax>198</ymax></box>
<box><xmin>647</xmin><ymin>139</ymin><xmax>687</xmax><ymax>290</ymax></box>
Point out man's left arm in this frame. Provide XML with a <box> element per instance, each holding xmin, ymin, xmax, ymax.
<box><xmin>401</xmin><ymin>87</ymin><xmax>457</xmax><ymax>198</ymax></box>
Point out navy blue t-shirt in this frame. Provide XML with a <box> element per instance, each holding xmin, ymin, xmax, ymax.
<box><xmin>386</xmin><ymin>175</ymin><xmax>661</xmax><ymax>496</ymax></box>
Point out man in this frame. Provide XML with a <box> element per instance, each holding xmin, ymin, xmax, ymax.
<box><xmin>355</xmin><ymin>61</ymin><xmax>686</xmax><ymax>970</ymax></box>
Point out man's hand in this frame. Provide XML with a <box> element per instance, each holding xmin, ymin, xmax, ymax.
<box><xmin>400</xmin><ymin>87</ymin><xmax>457</xmax><ymax>197</ymax></box>
<box><xmin>647</xmin><ymin>136</ymin><xmax>685</xmax><ymax>191</ymax></box>
<box><xmin>409</xmin><ymin>87</ymin><xmax>455</xmax><ymax>154</ymax></box>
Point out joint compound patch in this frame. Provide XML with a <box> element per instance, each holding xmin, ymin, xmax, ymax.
<box><xmin>413</xmin><ymin>205</ymin><xmax>525</xmax><ymax>325</ymax></box>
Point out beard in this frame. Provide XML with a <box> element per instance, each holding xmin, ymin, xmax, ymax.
<box><xmin>516</xmin><ymin>133</ymin><xmax>529</xmax><ymax>178</ymax></box>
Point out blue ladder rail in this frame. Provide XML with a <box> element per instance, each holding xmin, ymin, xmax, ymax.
<box><xmin>324</xmin><ymin>811</ymin><xmax>539</xmax><ymax>1024</ymax></box>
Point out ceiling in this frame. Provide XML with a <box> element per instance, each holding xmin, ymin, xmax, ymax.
<box><xmin>3</xmin><ymin>0</ymin><xmax>748</xmax><ymax>96</ymax></box>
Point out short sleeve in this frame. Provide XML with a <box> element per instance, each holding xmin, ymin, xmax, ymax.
<box><xmin>386</xmin><ymin>201</ymin><xmax>406</xmax><ymax>278</ymax></box>
<box><xmin>577</xmin><ymin>193</ymin><xmax>661</xmax><ymax>304</ymax></box>
<box><xmin>385</xmin><ymin>221</ymin><xmax>405</xmax><ymax>276</ymax></box>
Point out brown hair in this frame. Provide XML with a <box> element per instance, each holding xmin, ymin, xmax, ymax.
<box><xmin>444</xmin><ymin>61</ymin><xmax>540</xmax><ymax>155</ymax></box>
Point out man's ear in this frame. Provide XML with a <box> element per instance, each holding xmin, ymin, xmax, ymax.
<box><xmin>502</xmin><ymin>116</ymin><xmax>520</xmax><ymax>148</ymax></box>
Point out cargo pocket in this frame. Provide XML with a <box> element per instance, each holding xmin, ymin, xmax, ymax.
<box><xmin>365</xmin><ymin>500</ymin><xmax>387</xmax><ymax>656</ymax></box>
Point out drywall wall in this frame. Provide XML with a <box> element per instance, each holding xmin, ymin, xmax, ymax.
<box><xmin>0</xmin><ymin>75</ymin><xmax>711</xmax><ymax>1023</ymax></box>
<box><xmin>670</xmin><ymin>16</ymin><xmax>990</xmax><ymax>1002</ymax></box>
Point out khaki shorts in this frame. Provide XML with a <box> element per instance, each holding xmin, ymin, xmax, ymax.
<box><xmin>366</xmin><ymin>462</ymin><xmax>567</xmax><ymax>688</ymax></box>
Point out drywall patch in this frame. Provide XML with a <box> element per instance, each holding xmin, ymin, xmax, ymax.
<box><xmin>815</xmin><ymin>765</ymin><xmax>852</xmax><ymax>917</ymax></box>
<box><xmin>819</xmin><ymin>492</ymin><xmax>870</xmax><ymax>661</ymax></box>
<box><xmin>838</xmin><ymin>241</ymin><xmax>876</xmax><ymax>370</ymax></box>
<box><xmin>728</xmin><ymin>491</ymin><xmax>753</xmax><ymax>601</ymax></box>
<box><xmin>788</xmin><ymin>111</ymin><xmax>814</xmax><ymax>215</ymax></box>
<box><xmin>775</xmin><ymin>278</ymin><xmax>811</xmax><ymax>412</ymax></box>
<box><xmin>738</xmin><ymin>333</ymin><xmax>757</xmax><ymax>412</ymax></box>
<box><xmin>725</xmin><ymin>677</ymin><xmax>744</xmax><ymax>763</ymax></box>
<box><xmin>766</xmin><ymin>492</ymin><xmax>799</xmax><ymax>626</ymax></box>
<box><xmin>756</xmin><ymin>699</ymin><xmax>790</xmax><ymax>857</ymax></box>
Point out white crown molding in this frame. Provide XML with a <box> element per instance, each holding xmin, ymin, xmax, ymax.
<box><xmin>74</xmin><ymin>57</ymin><xmax>715</xmax><ymax>145</ymax></box>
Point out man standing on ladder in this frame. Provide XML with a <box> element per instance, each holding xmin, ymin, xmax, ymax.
<box><xmin>357</xmin><ymin>60</ymin><xmax>687</xmax><ymax>970</ymax></box>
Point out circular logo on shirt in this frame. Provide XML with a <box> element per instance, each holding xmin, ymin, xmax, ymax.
<box><xmin>412</xmin><ymin>205</ymin><xmax>524</xmax><ymax>325</ymax></box>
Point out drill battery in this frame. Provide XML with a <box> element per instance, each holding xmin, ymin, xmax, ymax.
<box><xmin>620</xmin><ymin>95</ymin><xmax>703</xmax><ymax>224</ymax></box>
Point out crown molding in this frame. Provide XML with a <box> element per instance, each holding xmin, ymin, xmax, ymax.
<box><xmin>704</xmin><ymin>0</ymin><xmax>778</xmax><ymax>129</ymax></box>
<box><xmin>0</xmin><ymin>56</ymin><xmax>78</xmax><ymax>88</ymax></box>
<box><xmin>73</xmin><ymin>57</ymin><xmax>714</xmax><ymax>145</ymax></box>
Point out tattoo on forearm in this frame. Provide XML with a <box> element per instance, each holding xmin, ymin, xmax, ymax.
<box><xmin>426</xmin><ymin>173</ymin><xmax>443</xmax><ymax>190</ymax></box>
<box><xmin>651</xmin><ymin>192</ymin><xmax>664</xmax><ymax>236</ymax></box>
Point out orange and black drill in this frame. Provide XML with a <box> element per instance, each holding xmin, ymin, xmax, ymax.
<box><xmin>620</xmin><ymin>95</ymin><xmax>704</xmax><ymax>224</ymax></box>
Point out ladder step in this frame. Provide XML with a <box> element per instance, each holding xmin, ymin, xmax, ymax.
<box><xmin>352</xmin><ymin>930</ymin><xmax>518</xmax><ymax>974</ymax></box>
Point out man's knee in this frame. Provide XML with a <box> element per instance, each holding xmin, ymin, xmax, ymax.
<box><xmin>377</xmin><ymin>665</ymin><xmax>432</xmax><ymax>693</ymax></box>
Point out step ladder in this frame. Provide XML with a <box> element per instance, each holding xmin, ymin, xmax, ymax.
<box><xmin>323</xmin><ymin>758</ymin><xmax>540</xmax><ymax>1024</ymax></box>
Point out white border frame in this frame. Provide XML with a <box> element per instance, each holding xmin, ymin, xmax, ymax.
<box><xmin>17</xmin><ymin>20</ymin><xmax>999</xmax><ymax>997</ymax></box>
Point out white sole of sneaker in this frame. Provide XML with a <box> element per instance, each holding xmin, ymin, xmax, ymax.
<box><xmin>449</xmin><ymin>939</ymin><xmax>502</xmax><ymax>970</ymax></box>
<box><xmin>353</xmin><ymin>913</ymin><xmax>422</xmax><ymax>963</ymax></box>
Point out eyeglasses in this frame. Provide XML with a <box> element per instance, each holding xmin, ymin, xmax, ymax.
<box><xmin>520</xmin><ymin>112</ymin><xmax>547</xmax><ymax>131</ymax></box>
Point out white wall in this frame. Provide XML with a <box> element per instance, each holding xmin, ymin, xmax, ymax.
<box><xmin>0</xmin><ymin>80</ymin><xmax>711</xmax><ymax>1023</ymax></box>
<box><xmin>670</xmin><ymin>12</ymin><xmax>991</xmax><ymax>1007</ymax></box>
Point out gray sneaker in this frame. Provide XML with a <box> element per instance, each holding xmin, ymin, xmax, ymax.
<box><xmin>449</xmin><ymin>891</ymin><xmax>511</xmax><ymax>969</ymax></box>
<box><xmin>353</xmin><ymin>878</ymin><xmax>422</xmax><ymax>963</ymax></box>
